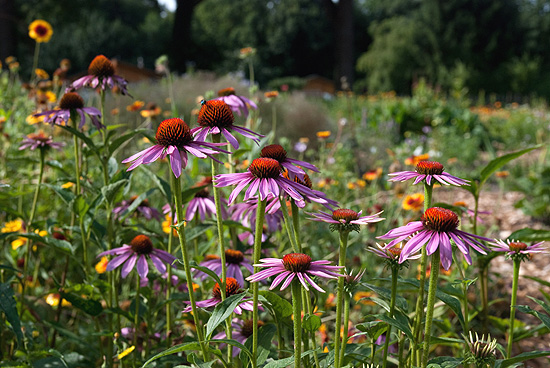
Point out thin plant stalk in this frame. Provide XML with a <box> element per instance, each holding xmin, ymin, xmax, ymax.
<box><xmin>412</xmin><ymin>183</ymin><xmax>433</xmax><ymax>364</ymax></box>
<box><xmin>134</xmin><ymin>275</ymin><xmax>140</xmax><ymax>354</ymax></box>
<box><xmin>165</xmin><ymin>221</ymin><xmax>175</xmax><ymax>345</ymax></box>
<box><xmin>334</xmin><ymin>230</ymin><xmax>349</xmax><ymax>368</ymax></box>
<box><xmin>291</xmin><ymin>281</ymin><xmax>303</xmax><ymax>368</ymax></box>
<box><xmin>304</xmin><ymin>290</ymin><xmax>321</xmax><ymax>368</ymax></box>
<box><xmin>382</xmin><ymin>267</ymin><xmax>399</xmax><ymax>368</ymax></box>
<box><xmin>421</xmin><ymin>249</ymin><xmax>441</xmax><ymax>368</ymax></box>
<box><xmin>279</xmin><ymin>197</ymin><xmax>298</xmax><ymax>252</ymax></box>
<box><xmin>251</xmin><ymin>198</ymin><xmax>267</xmax><ymax>368</ymax></box>
<box><xmin>290</xmin><ymin>200</ymin><xmax>302</xmax><ymax>251</ymax></box>
<box><xmin>506</xmin><ymin>258</ymin><xmax>521</xmax><ymax>359</ymax></box>
<box><xmin>170</xmin><ymin>173</ymin><xmax>209</xmax><ymax>360</ymax></box>
<box><xmin>339</xmin><ymin>292</ymin><xmax>351</xmax><ymax>367</ymax></box>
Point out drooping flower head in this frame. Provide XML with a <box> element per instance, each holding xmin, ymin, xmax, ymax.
<box><xmin>194</xmin><ymin>249</ymin><xmax>254</xmax><ymax>287</ymax></box>
<box><xmin>260</xmin><ymin>144</ymin><xmax>319</xmax><ymax>180</ymax></box>
<box><xmin>367</xmin><ymin>242</ymin><xmax>420</xmax><ymax>270</ymax></box>
<box><xmin>122</xmin><ymin>118</ymin><xmax>229</xmax><ymax>178</ymax></box>
<box><xmin>19</xmin><ymin>131</ymin><xmax>65</xmax><ymax>151</ymax></box>
<box><xmin>182</xmin><ymin>176</ymin><xmax>228</xmax><ymax>222</ymax></box>
<box><xmin>388</xmin><ymin>161</ymin><xmax>469</xmax><ymax>186</ymax></box>
<box><xmin>34</xmin><ymin>92</ymin><xmax>102</xmax><ymax>130</ymax></box>
<box><xmin>66</xmin><ymin>55</ymin><xmax>129</xmax><ymax>95</ymax></box>
<box><xmin>215</xmin><ymin>87</ymin><xmax>258</xmax><ymax>117</ymax></box>
<box><xmin>29</xmin><ymin>20</ymin><xmax>53</xmax><ymax>43</ymax></box>
<box><xmin>490</xmin><ymin>239</ymin><xmax>546</xmax><ymax>262</ymax></box>
<box><xmin>378</xmin><ymin>207</ymin><xmax>492</xmax><ymax>270</ymax></box>
<box><xmin>306</xmin><ymin>208</ymin><xmax>384</xmax><ymax>233</ymax></box>
<box><xmin>113</xmin><ymin>195</ymin><xmax>162</xmax><ymax>221</ymax></box>
<box><xmin>183</xmin><ymin>277</ymin><xmax>255</xmax><ymax>315</ymax></box>
<box><xmin>192</xmin><ymin>99</ymin><xmax>262</xmax><ymax>149</ymax></box>
<box><xmin>97</xmin><ymin>234</ymin><xmax>176</xmax><ymax>279</ymax></box>
<box><xmin>246</xmin><ymin>253</ymin><xmax>344</xmax><ymax>292</ymax></box>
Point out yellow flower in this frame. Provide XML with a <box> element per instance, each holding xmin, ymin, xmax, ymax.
<box><xmin>316</xmin><ymin>130</ymin><xmax>331</xmax><ymax>139</ymax></box>
<box><xmin>11</xmin><ymin>237</ymin><xmax>27</xmax><ymax>250</ymax></box>
<box><xmin>95</xmin><ymin>256</ymin><xmax>109</xmax><ymax>274</ymax></box>
<box><xmin>0</xmin><ymin>116</ymin><xmax>6</xmax><ymax>124</ymax></box>
<box><xmin>117</xmin><ymin>346</ymin><xmax>135</xmax><ymax>360</ymax></box>
<box><xmin>353</xmin><ymin>291</ymin><xmax>376</xmax><ymax>306</ymax></box>
<box><xmin>2</xmin><ymin>219</ymin><xmax>24</xmax><ymax>233</ymax></box>
<box><xmin>26</xmin><ymin>113</ymin><xmax>44</xmax><ymax>125</ymax></box>
<box><xmin>5</xmin><ymin>56</ymin><xmax>16</xmax><ymax>64</ymax></box>
<box><xmin>28</xmin><ymin>20</ymin><xmax>53</xmax><ymax>43</ymax></box>
<box><xmin>347</xmin><ymin>182</ymin><xmax>355</xmax><ymax>190</ymax></box>
<box><xmin>35</xmin><ymin>68</ymin><xmax>49</xmax><ymax>80</ymax></box>
<box><xmin>162</xmin><ymin>214</ymin><xmax>178</xmax><ymax>236</ymax></box>
<box><xmin>61</xmin><ymin>182</ymin><xmax>74</xmax><ymax>189</ymax></box>
<box><xmin>45</xmin><ymin>293</ymin><xmax>71</xmax><ymax>307</ymax></box>
<box><xmin>402</xmin><ymin>193</ymin><xmax>424</xmax><ymax>211</ymax></box>
<box><xmin>8</xmin><ymin>62</ymin><xmax>20</xmax><ymax>72</ymax></box>
<box><xmin>356</xmin><ymin>179</ymin><xmax>367</xmax><ymax>188</ymax></box>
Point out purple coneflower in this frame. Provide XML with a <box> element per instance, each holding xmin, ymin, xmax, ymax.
<box><xmin>122</xmin><ymin>118</ymin><xmax>228</xmax><ymax>178</ymax></box>
<box><xmin>215</xmin><ymin>87</ymin><xmax>257</xmax><ymax>117</ymax></box>
<box><xmin>194</xmin><ymin>249</ymin><xmax>254</xmax><ymax>287</ymax></box>
<box><xmin>113</xmin><ymin>195</ymin><xmax>162</xmax><ymax>221</ymax></box>
<box><xmin>192</xmin><ymin>99</ymin><xmax>262</xmax><ymax>149</ymax></box>
<box><xmin>183</xmin><ymin>277</ymin><xmax>255</xmax><ymax>315</ymax></box>
<box><xmin>246</xmin><ymin>253</ymin><xmax>344</xmax><ymax>292</ymax></box>
<box><xmin>230</xmin><ymin>198</ymin><xmax>283</xmax><ymax>245</ymax></box>
<box><xmin>388</xmin><ymin>161</ymin><xmax>469</xmax><ymax>186</ymax></box>
<box><xmin>490</xmin><ymin>239</ymin><xmax>546</xmax><ymax>260</ymax></box>
<box><xmin>213</xmin><ymin>318</ymin><xmax>264</xmax><ymax>356</ymax></box>
<box><xmin>377</xmin><ymin>207</ymin><xmax>492</xmax><ymax>270</ymax></box>
<box><xmin>306</xmin><ymin>208</ymin><xmax>384</xmax><ymax>232</ymax></box>
<box><xmin>97</xmin><ymin>235</ymin><xmax>176</xmax><ymax>279</ymax></box>
<box><xmin>19</xmin><ymin>131</ymin><xmax>65</xmax><ymax>151</ymax></box>
<box><xmin>66</xmin><ymin>55</ymin><xmax>129</xmax><ymax>95</ymax></box>
<box><xmin>367</xmin><ymin>242</ymin><xmax>421</xmax><ymax>264</ymax></box>
<box><xmin>34</xmin><ymin>92</ymin><xmax>102</xmax><ymax>130</ymax></box>
<box><xmin>260</xmin><ymin>144</ymin><xmax>319</xmax><ymax>180</ymax></box>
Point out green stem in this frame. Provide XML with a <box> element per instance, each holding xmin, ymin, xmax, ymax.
<box><xmin>382</xmin><ymin>267</ymin><xmax>398</xmax><ymax>368</ymax></box>
<box><xmin>398</xmin><ymin>332</ymin><xmax>405</xmax><ymax>368</ymax></box>
<box><xmin>291</xmin><ymin>281</ymin><xmax>303</xmax><ymax>368</ymax></box>
<box><xmin>279</xmin><ymin>197</ymin><xmax>298</xmax><ymax>252</ymax></box>
<box><xmin>506</xmin><ymin>258</ymin><xmax>521</xmax><ymax>359</ymax></box>
<box><xmin>171</xmin><ymin>174</ymin><xmax>209</xmax><ymax>360</ymax></box>
<box><xmin>290</xmin><ymin>200</ymin><xmax>302</xmax><ymax>252</ymax></box>
<box><xmin>421</xmin><ymin>250</ymin><xmax>440</xmax><ymax>368</ymax></box>
<box><xmin>304</xmin><ymin>290</ymin><xmax>321</xmax><ymax>368</ymax></box>
<box><xmin>339</xmin><ymin>292</ymin><xmax>351</xmax><ymax>367</ymax></box>
<box><xmin>166</xmin><ymin>222</ymin><xmax>174</xmax><ymax>345</ymax></box>
<box><xmin>334</xmin><ymin>230</ymin><xmax>349</xmax><ymax>368</ymax></box>
<box><xmin>134</xmin><ymin>275</ymin><xmax>140</xmax><ymax>354</ymax></box>
<box><xmin>251</xmin><ymin>198</ymin><xmax>267</xmax><ymax>368</ymax></box>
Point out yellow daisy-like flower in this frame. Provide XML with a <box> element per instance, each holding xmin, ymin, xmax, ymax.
<box><xmin>11</xmin><ymin>237</ymin><xmax>27</xmax><ymax>250</ymax></box>
<box><xmin>61</xmin><ymin>182</ymin><xmax>74</xmax><ymax>189</ymax></box>
<box><xmin>28</xmin><ymin>20</ymin><xmax>53</xmax><ymax>43</ymax></box>
<box><xmin>404</xmin><ymin>153</ymin><xmax>430</xmax><ymax>166</ymax></box>
<box><xmin>45</xmin><ymin>293</ymin><xmax>71</xmax><ymax>307</ymax></box>
<box><xmin>162</xmin><ymin>214</ymin><xmax>178</xmax><ymax>236</ymax></box>
<box><xmin>316</xmin><ymin>130</ymin><xmax>331</xmax><ymax>139</ymax></box>
<box><xmin>95</xmin><ymin>256</ymin><xmax>109</xmax><ymax>274</ymax></box>
<box><xmin>117</xmin><ymin>346</ymin><xmax>135</xmax><ymax>360</ymax></box>
<box><xmin>2</xmin><ymin>219</ymin><xmax>24</xmax><ymax>233</ymax></box>
<box><xmin>35</xmin><ymin>68</ymin><xmax>49</xmax><ymax>80</ymax></box>
<box><xmin>402</xmin><ymin>193</ymin><xmax>424</xmax><ymax>211</ymax></box>
<box><xmin>27</xmin><ymin>113</ymin><xmax>45</xmax><ymax>125</ymax></box>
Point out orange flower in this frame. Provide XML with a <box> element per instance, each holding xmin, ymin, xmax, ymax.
<box><xmin>95</xmin><ymin>256</ymin><xmax>109</xmax><ymax>274</ymax></box>
<box><xmin>126</xmin><ymin>100</ymin><xmax>145</xmax><ymax>112</ymax></box>
<box><xmin>264</xmin><ymin>91</ymin><xmax>279</xmax><ymax>99</ymax></box>
<box><xmin>140</xmin><ymin>103</ymin><xmax>162</xmax><ymax>118</ymax></box>
<box><xmin>405</xmin><ymin>153</ymin><xmax>429</xmax><ymax>166</ymax></box>
<box><xmin>239</xmin><ymin>47</ymin><xmax>256</xmax><ymax>58</ymax></box>
<box><xmin>28</xmin><ymin>20</ymin><xmax>53</xmax><ymax>43</ymax></box>
<box><xmin>495</xmin><ymin>171</ymin><xmax>509</xmax><ymax>178</ymax></box>
<box><xmin>316</xmin><ymin>130</ymin><xmax>331</xmax><ymax>139</ymax></box>
<box><xmin>402</xmin><ymin>193</ymin><xmax>424</xmax><ymax>211</ymax></box>
<box><xmin>363</xmin><ymin>167</ymin><xmax>383</xmax><ymax>181</ymax></box>
<box><xmin>35</xmin><ymin>68</ymin><xmax>49</xmax><ymax>80</ymax></box>
<box><xmin>353</xmin><ymin>291</ymin><xmax>376</xmax><ymax>307</ymax></box>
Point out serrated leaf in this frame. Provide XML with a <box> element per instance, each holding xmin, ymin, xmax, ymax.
<box><xmin>0</xmin><ymin>283</ymin><xmax>23</xmax><ymax>347</ymax></box>
<box><xmin>60</xmin><ymin>292</ymin><xmax>103</xmax><ymax>316</ymax></box>
<box><xmin>508</xmin><ymin>228</ymin><xmax>550</xmax><ymax>242</ymax></box>
<box><xmin>241</xmin><ymin>324</ymin><xmax>277</xmax><ymax>367</ymax></box>
<box><xmin>141</xmin><ymin>341</ymin><xmax>201</xmax><ymax>367</ymax></box>
<box><xmin>258</xmin><ymin>290</ymin><xmax>293</xmax><ymax>319</ymax></box>
<box><xmin>205</xmin><ymin>293</ymin><xmax>247</xmax><ymax>339</ymax></box>
<box><xmin>101</xmin><ymin>179</ymin><xmax>128</xmax><ymax>204</ymax></box>
<box><xmin>303</xmin><ymin>314</ymin><xmax>321</xmax><ymax>331</ymax></box>
<box><xmin>479</xmin><ymin>145</ymin><xmax>541</xmax><ymax>188</ymax></box>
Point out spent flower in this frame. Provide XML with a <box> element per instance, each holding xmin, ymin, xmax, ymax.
<box><xmin>306</xmin><ymin>208</ymin><xmax>384</xmax><ymax>233</ymax></box>
<box><xmin>34</xmin><ymin>92</ymin><xmax>102</xmax><ymax>129</ymax></box>
<box><xmin>388</xmin><ymin>161</ymin><xmax>469</xmax><ymax>186</ymax></box>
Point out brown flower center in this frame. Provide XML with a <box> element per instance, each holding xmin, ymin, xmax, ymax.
<box><xmin>212</xmin><ymin>277</ymin><xmax>241</xmax><ymax>299</ymax></box>
<box><xmin>332</xmin><ymin>209</ymin><xmax>359</xmax><ymax>222</ymax></box>
<box><xmin>283</xmin><ymin>253</ymin><xmax>312</xmax><ymax>273</ymax></box>
<box><xmin>203</xmin><ymin>254</ymin><xmax>221</xmax><ymax>262</ymax></box>
<box><xmin>155</xmin><ymin>118</ymin><xmax>193</xmax><ymax>147</ymax></box>
<box><xmin>218</xmin><ymin>87</ymin><xmax>236</xmax><ymax>97</ymax></box>
<box><xmin>59</xmin><ymin>92</ymin><xmax>84</xmax><ymax>110</ymax></box>
<box><xmin>88</xmin><ymin>55</ymin><xmax>115</xmax><ymax>78</ymax></box>
<box><xmin>415</xmin><ymin>161</ymin><xmax>444</xmax><ymax>175</ymax></box>
<box><xmin>197</xmin><ymin>100</ymin><xmax>234</xmax><ymax>129</ymax></box>
<box><xmin>421</xmin><ymin>207</ymin><xmax>459</xmax><ymax>232</ymax></box>
<box><xmin>194</xmin><ymin>188</ymin><xmax>210</xmax><ymax>198</ymax></box>
<box><xmin>248</xmin><ymin>158</ymin><xmax>281</xmax><ymax>179</ymax></box>
<box><xmin>129</xmin><ymin>235</ymin><xmax>153</xmax><ymax>255</ymax></box>
<box><xmin>509</xmin><ymin>242</ymin><xmax>528</xmax><ymax>252</ymax></box>
<box><xmin>225</xmin><ymin>249</ymin><xmax>244</xmax><ymax>264</ymax></box>
<box><xmin>34</xmin><ymin>25</ymin><xmax>49</xmax><ymax>37</ymax></box>
<box><xmin>241</xmin><ymin>319</ymin><xmax>264</xmax><ymax>338</ymax></box>
<box><xmin>260</xmin><ymin>144</ymin><xmax>288</xmax><ymax>163</ymax></box>
<box><xmin>387</xmin><ymin>247</ymin><xmax>402</xmax><ymax>258</ymax></box>
<box><xmin>27</xmin><ymin>132</ymin><xmax>50</xmax><ymax>143</ymax></box>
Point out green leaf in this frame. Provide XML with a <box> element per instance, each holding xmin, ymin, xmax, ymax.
<box><xmin>0</xmin><ymin>283</ymin><xmax>23</xmax><ymax>347</ymax></box>
<box><xmin>263</xmin><ymin>350</ymin><xmax>316</xmax><ymax>368</ymax></box>
<box><xmin>259</xmin><ymin>290</ymin><xmax>293</xmax><ymax>319</ymax></box>
<box><xmin>60</xmin><ymin>292</ymin><xmax>103</xmax><ymax>316</ymax></box>
<box><xmin>119</xmin><ymin>189</ymin><xmax>157</xmax><ymax>222</ymax></box>
<box><xmin>362</xmin><ymin>281</ymin><xmax>408</xmax><ymax>311</ymax></box>
<box><xmin>356</xmin><ymin>320</ymin><xmax>387</xmax><ymax>341</ymax></box>
<box><xmin>141</xmin><ymin>166</ymin><xmax>171</xmax><ymax>202</ymax></box>
<box><xmin>241</xmin><ymin>324</ymin><xmax>277</xmax><ymax>367</ymax></box>
<box><xmin>18</xmin><ymin>233</ymin><xmax>74</xmax><ymax>254</ymax></box>
<box><xmin>73</xmin><ymin>195</ymin><xmax>90</xmax><ymax>217</ymax></box>
<box><xmin>495</xmin><ymin>350</ymin><xmax>550</xmax><ymax>368</ymax></box>
<box><xmin>303</xmin><ymin>314</ymin><xmax>321</xmax><ymax>331</ymax></box>
<box><xmin>101</xmin><ymin>179</ymin><xmax>129</xmax><ymax>204</ymax></box>
<box><xmin>205</xmin><ymin>292</ymin><xmax>247</xmax><ymax>339</ymax></box>
<box><xmin>190</xmin><ymin>261</ymin><xmax>222</xmax><ymax>286</ymax></box>
<box><xmin>209</xmin><ymin>338</ymin><xmax>253</xmax><ymax>361</ymax></box>
<box><xmin>141</xmin><ymin>342</ymin><xmax>201</xmax><ymax>367</ymax></box>
<box><xmin>427</xmin><ymin>356</ymin><xmax>463</xmax><ymax>368</ymax></box>
<box><xmin>186</xmin><ymin>224</ymin><xmax>215</xmax><ymax>242</ymax></box>
<box><xmin>515</xmin><ymin>303</ymin><xmax>550</xmax><ymax>330</ymax></box>
<box><xmin>508</xmin><ymin>228</ymin><xmax>550</xmax><ymax>242</ymax></box>
<box><xmin>59</xmin><ymin>125</ymin><xmax>98</xmax><ymax>155</ymax></box>
<box><xmin>44</xmin><ymin>184</ymin><xmax>75</xmax><ymax>205</ymax></box>
<box><xmin>376</xmin><ymin>310</ymin><xmax>413</xmax><ymax>340</ymax></box>
<box><xmin>479</xmin><ymin>145</ymin><xmax>541</xmax><ymax>188</ymax></box>
<box><xmin>108</xmin><ymin>129</ymin><xmax>149</xmax><ymax>155</ymax></box>
<box><xmin>529</xmin><ymin>296</ymin><xmax>550</xmax><ymax>316</ymax></box>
